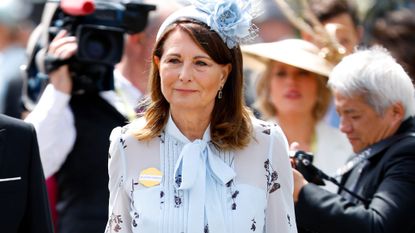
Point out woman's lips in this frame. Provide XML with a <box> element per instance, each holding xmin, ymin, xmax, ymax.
<box><xmin>175</xmin><ymin>88</ymin><xmax>197</xmax><ymax>93</ymax></box>
<box><xmin>284</xmin><ymin>90</ymin><xmax>301</xmax><ymax>99</ymax></box>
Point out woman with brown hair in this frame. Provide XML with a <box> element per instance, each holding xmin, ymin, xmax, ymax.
<box><xmin>105</xmin><ymin>1</ymin><xmax>297</xmax><ymax>233</ymax></box>
<box><xmin>243</xmin><ymin>39</ymin><xmax>352</xmax><ymax>190</ymax></box>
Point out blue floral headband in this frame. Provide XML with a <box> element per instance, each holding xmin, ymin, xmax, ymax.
<box><xmin>156</xmin><ymin>0</ymin><xmax>259</xmax><ymax>49</ymax></box>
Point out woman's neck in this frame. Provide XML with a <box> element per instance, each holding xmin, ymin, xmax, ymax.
<box><xmin>277</xmin><ymin>113</ymin><xmax>317</xmax><ymax>152</ymax></box>
<box><xmin>171</xmin><ymin>108</ymin><xmax>211</xmax><ymax>141</ymax></box>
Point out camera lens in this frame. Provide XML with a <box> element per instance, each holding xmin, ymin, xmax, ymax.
<box><xmin>76</xmin><ymin>24</ymin><xmax>124</xmax><ymax>65</ymax></box>
<box><xmin>84</xmin><ymin>34</ymin><xmax>110</xmax><ymax>60</ymax></box>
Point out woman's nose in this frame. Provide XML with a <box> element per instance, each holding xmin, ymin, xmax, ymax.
<box><xmin>178</xmin><ymin>62</ymin><xmax>193</xmax><ymax>82</ymax></box>
<box><xmin>285</xmin><ymin>74</ymin><xmax>298</xmax><ymax>84</ymax></box>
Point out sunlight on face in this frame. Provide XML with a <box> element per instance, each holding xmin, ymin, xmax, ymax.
<box><xmin>335</xmin><ymin>91</ymin><xmax>399</xmax><ymax>153</ymax></box>
<box><xmin>269</xmin><ymin>61</ymin><xmax>318</xmax><ymax>117</ymax></box>
<box><xmin>156</xmin><ymin>29</ymin><xmax>231</xmax><ymax>115</ymax></box>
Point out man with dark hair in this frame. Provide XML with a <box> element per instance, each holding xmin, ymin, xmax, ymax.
<box><xmin>311</xmin><ymin>0</ymin><xmax>360</xmax><ymax>28</ymax></box>
<box><xmin>301</xmin><ymin>0</ymin><xmax>364</xmax><ymax>128</ymax></box>
<box><xmin>304</xmin><ymin>0</ymin><xmax>362</xmax><ymax>55</ymax></box>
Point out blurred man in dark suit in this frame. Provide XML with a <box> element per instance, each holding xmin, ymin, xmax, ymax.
<box><xmin>0</xmin><ymin>114</ymin><xmax>54</xmax><ymax>233</ymax></box>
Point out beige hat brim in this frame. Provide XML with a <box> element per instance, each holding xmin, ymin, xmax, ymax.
<box><xmin>242</xmin><ymin>39</ymin><xmax>333</xmax><ymax>77</ymax></box>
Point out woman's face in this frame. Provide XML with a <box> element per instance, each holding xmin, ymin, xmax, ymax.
<box><xmin>269</xmin><ymin>61</ymin><xmax>318</xmax><ymax>117</ymax></box>
<box><xmin>155</xmin><ymin>29</ymin><xmax>231</xmax><ymax>114</ymax></box>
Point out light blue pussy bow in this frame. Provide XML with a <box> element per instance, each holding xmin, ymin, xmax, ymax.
<box><xmin>173</xmin><ymin>139</ymin><xmax>236</xmax><ymax>233</ymax></box>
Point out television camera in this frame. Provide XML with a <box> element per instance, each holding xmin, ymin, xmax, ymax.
<box><xmin>23</xmin><ymin>0</ymin><xmax>156</xmax><ymax>108</ymax></box>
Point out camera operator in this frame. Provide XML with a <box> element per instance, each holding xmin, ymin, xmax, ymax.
<box><xmin>22</xmin><ymin>1</ymin><xmax>178</xmax><ymax>232</ymax></box>
<box><xmin>293</xmin><ymin>47</ymin><xmax>415</xmax><ymax>233</ymax></box>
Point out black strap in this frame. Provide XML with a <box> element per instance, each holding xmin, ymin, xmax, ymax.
<box><xmin>332</xmin><ymin>132</ymin><xmax>415</xmax><ymax>205</ymax></box>
<box><xmin>44</xmin><ymin>55</ymin><xmax>70</xmax><ymax>74</ymax></box>
<box><xmin>295</xmin><ymin>132</ymin><xmax>415</xmax><ymax>205</ymax></box>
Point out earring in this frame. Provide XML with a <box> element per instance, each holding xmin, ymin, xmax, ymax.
<box><xmin>218</xmin><ymin>88</ymin><xmax>223</xmax><ymax>99</ymax></box>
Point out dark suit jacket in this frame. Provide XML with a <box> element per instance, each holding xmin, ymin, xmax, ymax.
<box><xmin>4</xmin><ymin>77</ymin><xmax>24</xmax><ymax>119</ymax></box>
<box><xmin>295</xmin><ymin>117</ymin><xmax>415</xmax><ymax>233</ymax></box>
<box><xmin>0</xmin><ymin>114</ymin><xmax>54</xmax><ymax>233</ymax></box>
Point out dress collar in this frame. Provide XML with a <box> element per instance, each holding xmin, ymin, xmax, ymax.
<box><xmin>165</xmin><ymin>114</ymin><xmax>211</xmax><ymax>144</ymax></box>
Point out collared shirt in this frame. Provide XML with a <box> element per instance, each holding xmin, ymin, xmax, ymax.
<box><xmin>106</xmin><ymin>116</ymin><xmax>298</xmax><ymax>233</ymax></box>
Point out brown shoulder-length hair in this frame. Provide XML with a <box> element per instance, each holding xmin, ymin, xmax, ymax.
<box><xmin>255</xmin><ymin>60</ymin><xmax>331</xmax><ymax>121</ymax></box>
<box><xmin>133</xmin><ymin>19</ymin><xmax>253</xmax><ymax>150</ymax></box>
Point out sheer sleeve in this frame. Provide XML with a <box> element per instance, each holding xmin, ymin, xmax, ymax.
<box><xmin>105</xmin><ymin>127</ymin><xmax>132</xmax><ymax>233</ymax></box>
<box><xmin>266</xmin><ymin>124</ymin><xmax>298</xmax><ymax>233</ymax></box>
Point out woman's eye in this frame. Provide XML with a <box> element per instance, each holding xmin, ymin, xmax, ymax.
<box><xmin>167</xmin><ymin>58</ymin><xmax>180</xmax><ymax>64</ymax></box>
<box><xmin>298</xmin><ymin>70</ymin><xmax>310</xmax><ymax>77</ymax></box>
<box><xmin>275</xmin><ymin>71</ymin><xmax>287</xmax><ymax>77</ymax></box>
<box><xmin>195</xmin><ymin>60</ymin><xmax>208</xmax><ymax>66</ymax></box>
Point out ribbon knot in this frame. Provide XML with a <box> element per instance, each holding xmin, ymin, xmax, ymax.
<box><xmin>173</xmin><ymin>139</ymin><xmax>235</xmax><ymax>232</ymax></box>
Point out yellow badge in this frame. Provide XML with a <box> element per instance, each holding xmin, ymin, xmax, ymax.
<box><xmin>139</xmin><ymin>167</ymin><xmax>163</xmax><ymax>187</ymax></box>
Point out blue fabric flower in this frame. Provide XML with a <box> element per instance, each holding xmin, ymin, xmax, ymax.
<box><xmin>208</xmin><ymin>0</ymin><xmax>252</xmax><ymax>48</ymax></box>
<box><xmin>159</xmin><ymin>0</ymin><xmax>258</xmax><ymax>49</ymax></box>
<box><xmin>192</xmin><ymin>0</ymin><xmax>217</xmax><ymax>13</ymax></box>
<box><xmin>191</xmin><ymin>0</ymin><xmax>257</xmax><ymax>49</ymax></box>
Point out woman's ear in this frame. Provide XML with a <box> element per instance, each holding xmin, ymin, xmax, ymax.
<box><xmin>154</xmin><ymin>56</ymin><xmax>160</xmax><ymax>68</ymax></box>
<box><xmin>221</xmin><ymin>64</ymin><xmax>232</xmax><ymax>85</ymax></box>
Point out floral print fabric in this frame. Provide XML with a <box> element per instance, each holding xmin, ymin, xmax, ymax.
<box><xmin>105</xmin><ymin>116</ymin><xmax>297</xmax><ymax>233</ymax></box>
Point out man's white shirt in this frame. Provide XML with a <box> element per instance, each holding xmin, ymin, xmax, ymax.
<box><xmin>25</xmin><ymin>70</ymin><xmax>143</xmax><ymax>178</ymax></box>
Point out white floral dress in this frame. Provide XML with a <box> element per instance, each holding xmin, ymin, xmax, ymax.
<box><xmin>105</xmin><ymin>116</ymin><xmax>297</xmax><ymax>233</ymax></box>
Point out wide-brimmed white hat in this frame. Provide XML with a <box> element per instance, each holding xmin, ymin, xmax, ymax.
<box><xmin>242</xmin><ymin>39</ymin><xmax>333</xmax><ymax>77</ymax></box>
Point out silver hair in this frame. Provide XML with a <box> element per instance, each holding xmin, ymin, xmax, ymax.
<box><xmin>328</xmin><ymin>46</ymin><xmax>415</xmax><ymax>119</ymax></box>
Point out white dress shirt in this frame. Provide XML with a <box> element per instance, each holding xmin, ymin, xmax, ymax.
<box><xmin>314</xmin><ymin>121</ymin><xmax>353</xmax><ymax>192</ymax></box>
<box><xmin>25</xmin><ymin>70</ymin><xmax>143</xmax><ymax>178</ymax></box>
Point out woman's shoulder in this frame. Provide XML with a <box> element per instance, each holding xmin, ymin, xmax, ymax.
<box><xmin>127</xmin><ymin>117</ymin><xmax>147</xmax><ymax>133</ymax></box>
<box><xmin>251</xmin><ymin>117</ymin><xmax>283</xmax><ymax>134</ymax></box>
<box><xmin>250</xmin><ymin>117</ymin><xmax>287</xmax><ymax>144</ymax></box>
<box><xmin>109</xmin><ymin>117</ymin><xmax>160</xmax><ymax>162</ymax></box>
<box><xmin>110</xmin><ymin>117</ymin><xmax>147</xmax><ymax>143</ymax></box>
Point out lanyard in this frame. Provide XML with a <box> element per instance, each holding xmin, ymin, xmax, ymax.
<box><xmin>335</xmin><ymin>132</ymin><xmax>415</xmax><ymax>177</ymax></box>
<box><xmin>114</xmin><ymin>86</ymin><xmax>137</xmax><ymax>122</ymax></box>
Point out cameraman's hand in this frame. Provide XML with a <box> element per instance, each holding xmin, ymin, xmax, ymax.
<box><xmin>293</xmin><ymin>168</ymin><xmax>308</xmax><ymax>203</ymax></box>
<box><xmin>47</xmin><ymin>30</ymin><xmax>77</xmax><ymax>94</ymax></box>
<box><xmin>290</xmin><ymin>141</ymin><xmax>309</xmax><ymax>203</ymax></box>
<box><xmin>289</xmin><ymin>141</ymin><xmax>300</xmax><ymax>167</ymax></box>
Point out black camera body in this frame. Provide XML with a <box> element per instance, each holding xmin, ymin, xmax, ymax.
<box><xmin>292</xmin><ymin>150</ymin><xmax>326</xmax><ymax>185</ymax></box>
<box><xmin>50</xmin><ymin>1</ymin><xmax>155</xmax><ymax>93</ymax></box>
<box><xmin>24</xmin><ymin>0</ymin><xmax>155</xmax><ymax>102</ymax></box>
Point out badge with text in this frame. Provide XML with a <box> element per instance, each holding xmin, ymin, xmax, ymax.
<box><xmin>139</xmin><ymin>167</ymin><xmax>163</xmax><ymax>187</ymax></box>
